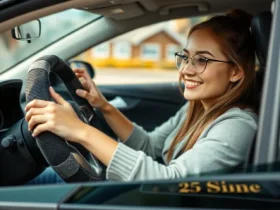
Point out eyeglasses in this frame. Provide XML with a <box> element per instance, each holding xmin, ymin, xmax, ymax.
<box><xmin>175</xmin><ymin>52</ymin><xmax>233</xmax><ymax>74</ymax></box>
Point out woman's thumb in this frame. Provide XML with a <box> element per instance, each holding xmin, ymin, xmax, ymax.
<box><xmin>50</xmin><ymin>86</ymin><xmax>67</xmax><ymax>105</ymax></box>
<box><xmin>76</xmin><ymin>89</ymin><xmax>87</xmax><ymax>97</ymax></box>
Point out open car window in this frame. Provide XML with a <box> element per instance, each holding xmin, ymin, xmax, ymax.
<box><xmin>71</xmin><ymin>16</ymin><xmax>209</xmax><ymax>85</ymax></box>
<box><xmin>0</xmin><ymin>9</ymin><xmax>100</xmax><ymax>73</ymax></box>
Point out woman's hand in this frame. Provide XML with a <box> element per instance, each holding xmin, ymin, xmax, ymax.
<box><xmin>25</xmin><ymin>87</ymin><xmax>87</xmax><ymax>143</ymax></box>
<box><xmin>73</xmin><ymin>68</ymin><xmax>110</xmax><ymax>112</ymax></box>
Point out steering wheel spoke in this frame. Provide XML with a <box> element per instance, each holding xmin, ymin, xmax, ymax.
<box><xmin>80</xmin><ymin>105</ymin><xmax>94</xmax><ymax>124</ymax></box>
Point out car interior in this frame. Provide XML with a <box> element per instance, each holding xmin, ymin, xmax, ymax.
<box><xmin>0</xmin><ymin>0</ymin><xmax>275</xmax><ymax>186</ymax></box>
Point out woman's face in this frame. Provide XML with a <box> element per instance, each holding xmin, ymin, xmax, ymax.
<box><xmin>180</xmin><ymin>29</ymin><xmax>240</xmax><ymax>110</ymax></box>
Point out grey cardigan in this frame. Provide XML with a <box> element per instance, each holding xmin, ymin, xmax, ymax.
<box><xmin>106</xmin><ymin>102</ymin><xmax>258</xmax><ymax>181</ymax></box>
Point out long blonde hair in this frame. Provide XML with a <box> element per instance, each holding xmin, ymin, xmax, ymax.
<box><xmin>167</xmin><ymin>9</ymin><xmax>257</xmax><ymax>162</ymax></box>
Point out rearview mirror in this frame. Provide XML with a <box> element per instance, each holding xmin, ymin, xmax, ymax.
<box><xmin>11</xmin><ymin>20</ymin><xmax>41</xmax><ymax>43</ymax></box>
<box><xmin>68</xmin><ymin>60</ymin><xmax>95</xmax><ymax>79</ymax></box>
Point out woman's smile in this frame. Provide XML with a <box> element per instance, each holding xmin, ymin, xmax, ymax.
<box><xmin>184</xmin><ymin>79</ymin><xmax>203</xmax><ymax>89</ymax></box>
<box><xmin>185</xmin><ymin>81</ymin><xmax>203</xmax><ymax>89</ymax></box>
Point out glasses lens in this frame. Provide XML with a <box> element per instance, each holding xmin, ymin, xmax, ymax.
<box><xmin>176</xmin><ymin>53</ymin><xmax>188</xmax><ymax>70</ymax></box>
<box><xmin>193</xmin><ymin>55</ymin><xmax>207</xmax><ymax>73</ymax></box>
<box><xmin>175</xmin><ymin>54</ymin><xmax>182</xmax><ymax>69</ymax></box>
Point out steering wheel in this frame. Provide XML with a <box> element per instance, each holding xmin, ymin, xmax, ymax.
<box><xmin>25</xmin><ymin>55</ymin><xmax>105</xmax><ymax>183</ymax></box>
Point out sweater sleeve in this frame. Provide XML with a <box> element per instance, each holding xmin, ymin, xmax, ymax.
<box><xmin>106</xmin><ymin>113</ymin><xmax>257</xmax><ymax>181</ymax></box>
<box><xmin>123</xmin><ymin>102</ymin><xmax>188</xmax><ymax>159</ymax></box>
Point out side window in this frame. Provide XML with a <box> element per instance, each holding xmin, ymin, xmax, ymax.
<box><xmin>71</xmin><ymin>16</ymin><xmax>208</xmax><ymax>85</ymax></box>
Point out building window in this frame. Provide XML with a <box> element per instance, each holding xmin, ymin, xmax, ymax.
<box><xmin>92</xmin><ymin>43</ymin><xmax>109</xmax><ymax>58</ymax></box>
<box><xmin>141</xmin><ymin>43</ymin><xmax>160</xmax><ymax>61</ymax></box>
<box><xmin>113</xmin><ymin>42</ymin><xmax>131</xmax><ymax>59</ymax></box>
<box><xmin>166</xmin><ymin>44</ymin><xmax>179</xmax><ymax>61</ymax></box>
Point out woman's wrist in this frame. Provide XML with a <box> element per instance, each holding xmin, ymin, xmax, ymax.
<box><xmin>100</xmin><ymin>102</ymin><xmax>114</xmax><ymax>114</ymax></box>
<box><xmin>76</xmin><ymin>123</ymin><xmax>94</xmax><ymax>147</ymax></box>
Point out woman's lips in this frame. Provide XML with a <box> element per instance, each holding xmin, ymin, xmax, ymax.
<box><xmin>185</xmin><ymin>80</ymin><xmax>203</xmax><ymax>89</ymax></box>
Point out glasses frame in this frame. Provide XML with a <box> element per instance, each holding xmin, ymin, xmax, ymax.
<box><xmin>174</xmin><ymin>52</ymin><xmax>233</xmax><ymax>73</ymax></box>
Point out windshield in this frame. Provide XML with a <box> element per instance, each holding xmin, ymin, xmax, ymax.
<box><xmin>0</xmin><ymin>9</ymin><xmax>100</xmax><ymax>73</ymax></box>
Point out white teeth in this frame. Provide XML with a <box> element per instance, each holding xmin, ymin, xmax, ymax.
<box><xmin>185</xmin><ymin>81</ymin><xmax>201</xmax><ymax>87</ymax></box>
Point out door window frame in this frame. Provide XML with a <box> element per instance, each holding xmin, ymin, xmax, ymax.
<box><xmin>254</xmin><ymin>0</ymin><xmax>280</xmax><ymax>166</ymax></box>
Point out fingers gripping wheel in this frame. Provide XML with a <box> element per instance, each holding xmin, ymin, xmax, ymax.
<box><xmin>25</xmin><ymin>55</ymin><xmax>104</xmax><ymax>182</ymax></box>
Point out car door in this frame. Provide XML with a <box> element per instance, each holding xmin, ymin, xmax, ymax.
<box><xmin>98</xmin><ymin>83</ymin><xmax>185</xmax><ymax>132</ymax></box>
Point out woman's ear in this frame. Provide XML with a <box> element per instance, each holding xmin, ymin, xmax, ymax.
<box><xmin>230</xmin><ymin>66</ymin><xmax>243</xmax><ymax>82</ymax></box>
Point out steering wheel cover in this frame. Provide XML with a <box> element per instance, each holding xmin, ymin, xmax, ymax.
<box><xmin>25</xmin><ymin>55</ymin><xmax>104</xmax><ymax>182</ymax></box>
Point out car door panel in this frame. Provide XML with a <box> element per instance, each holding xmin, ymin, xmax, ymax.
<box><xmin>99</xmin><ymin>83</ymin><xmax>186</xmax><ymax>132</ymax></box>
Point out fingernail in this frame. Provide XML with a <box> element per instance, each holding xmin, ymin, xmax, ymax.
<box><xmin>76</xmin><ymin>89</ymin><xmax>82</xmax><ymax>94</ymax></box>
<box><xmin>50</xmin><ymin>86</ymin><xmax>55</xmax><ymax>92</ymax></box>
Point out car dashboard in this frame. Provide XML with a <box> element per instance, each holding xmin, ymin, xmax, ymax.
<box><xmin>0</xmin><ymin>79</ymin><xmax>24</xmax><ymax>132</ymax></box>
<box><xmin>0</xmin><ymin>79</ymin><xmax>47</xmax><ymax>186</ymax></box>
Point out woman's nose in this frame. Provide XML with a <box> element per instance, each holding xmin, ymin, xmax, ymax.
<box><xmin>181</xmin><ymin>61</ymin><xmax>196</xmax><ymax>75</ymax></box>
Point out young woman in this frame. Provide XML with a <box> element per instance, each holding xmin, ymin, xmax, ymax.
<box><xmin>26</xmin><ymin>9</ymin><xmax>258</xmax><ymax>183</ymax></box>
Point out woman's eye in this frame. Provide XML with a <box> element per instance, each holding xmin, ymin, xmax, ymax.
<box><xmin>196</xmin><ymin>57</ymin><xmax>207</xmax><ymax>64</ymax></box>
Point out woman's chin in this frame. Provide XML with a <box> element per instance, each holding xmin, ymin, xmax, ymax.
<box><xmin>183</xmin><ymin>89</ymin><xmax>202</xmax><ymax>101</ymax></box>
<box><xmin>183</xmin><ymin>92</ymin><xmax>200</xmax><ymax>101</ymax></box>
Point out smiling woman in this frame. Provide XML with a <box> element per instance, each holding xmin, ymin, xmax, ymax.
<box><xmin>0</xmin><ymin>9</ymin><xmax>100</xmax><ymax>73</ymax></box>
<box><xmin>167</xmin><ymin>9</ymin><xmax>257</xmax><ymax>162</ymax></box>
<box><xmin>25</xmin><ymin>9</ymin><xmax>258</xmax><ymax>184</ymax></box>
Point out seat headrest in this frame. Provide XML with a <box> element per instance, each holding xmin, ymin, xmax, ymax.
<box><xmin>251</xmin><ymin>11</ymin><xmax>272</xmax><ymax>68</ymax></box>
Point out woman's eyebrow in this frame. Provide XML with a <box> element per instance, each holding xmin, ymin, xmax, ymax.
<box><xmin>195</xmin><ymin>51</ymin><xmax>214</xmax><ymax>57</ymax></box>
<box><xmin>183</xmin><ymin>49</ymin><xmax>214</xmax><ymax>57</ymax></box>
<box><xmin>183</xmin><ymin>49</ymin><xmax>189</xmax><ymax>54</ymax></box>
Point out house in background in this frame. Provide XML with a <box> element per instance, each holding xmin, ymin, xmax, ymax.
<box><xmin>82</xmin><ymin>22</ymin><xmax>186</xmax><ymax>69</ymax></box>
